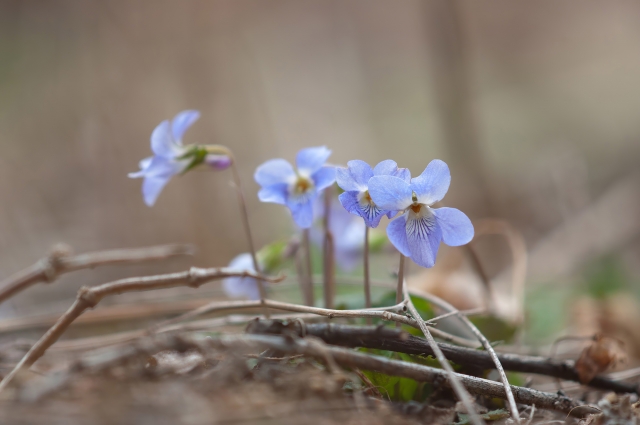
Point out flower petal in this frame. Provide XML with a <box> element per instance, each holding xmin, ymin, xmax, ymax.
<box><xmin>405</xmin><ymin>210</ymin><xmax>442</xmax><ymax>268</ymax></box>
<box><xmin>254</xmin><ymin>159</ymin><xmax>296</xmax><ymax>187</ymax></box>
<box><xmin>368</xmin><ymin>175</ymin><xmax>413</xmax><ymax>211</ymax></box>
<box><xmin>346</xmin><ymin>160</ymin><xmax>374</xmax><ymax>188</ymax></box>
<box><xmin>338</xmin><ymin>191</ymin><xmax>361</xmax><ymax>217</ymax></box>
<box><xmin>289</xmin><ymin>198</ymin><xmax>315</xmax><ymax>228</ymax></box>
<box><xmin>141</xmin><ymin>175</ymin><xmax>172</xmax><ymax>206</ymax></box>
<box><xmin>433</xmin><ymin>207</ymin><xmax>474</xmax><ymax>246</ymax></box>
<box><xmin>312</xmin><ymin>166</ymin><xmax>336</xmax><ymax>191</ymax></box>
<box><xmin>296</xmin><ymin>146</ymin><xmax>331</xmax><ymax>175</ymax></box>
<box><xmin>372</xmin><ymin>159</ymin><xmax>398</xmax><ymax>176</ymax></box>
<box><xmin>171</xmin><ymin>110</ymin><xmax>200</xmax><ymax>143</ymax></box>
<box><xmin>394</xmin><ymin>167</ymin><xmax>411</xmax><ymax>182</ymax></box>
<box><xmin>258</xmin><ymin>183</ymin><xmax>288</xmax><ymax>205</ymax></box>
<box><xmin>410</xmin><ymin>159</ymin><xmax>451</xmax><ymax>205</ymax></box>
<box><xmin>223</xmin><ymin>253</ymin><xmax>261</xmax><ymax>300</ymax></box>
<box><xmin>151</xmin><ymin>120</ymin><xmax>182</xmax><ymax>158</ymax></box>
<box><xmin>386</xmin><ymin>213</ymin><xmax>411</xmax><ymax>256</ymax></box>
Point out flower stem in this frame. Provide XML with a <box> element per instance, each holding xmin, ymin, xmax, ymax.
<box><xmin>301</xmin><ymin>228</ymin><xmax>315</xmax><ymax>306</ymax></box>
<box><xmin>364</xmin><ymin>225</ymin><xmax>371</xmax><ymax>324</ymax></box>
<box><xmin>396</xmin><ymin>253</ymin><xmax>405</xmax><ymax>328</ymax></box>
<box><xmin>322</xmin><ymin>187</ymin><xmax>335</xmax><ymax>309</ymax></box>
<box><xmin>224</xmin><ymin>150</ymin><xmax>268</xmax><ymax>317</ymax></box>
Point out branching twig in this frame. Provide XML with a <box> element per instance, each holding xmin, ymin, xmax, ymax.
<box><xmin>402</xmin><ymin>282</ymin><xmax>485</xmax><ymax>425</ymax></box>
<box><xmin>227</xmin><ymin>334</ymin><xmax>583</xmax><ymax>415</ymax></box>
<box><xmin>0</xmin><ymin>267</ymin><xmax>282</xmax><ymax>393</ymax></box>
<box><xmin>248</xmin><ymin>320</ymin><xmax>638</xmax><ymax>394</ymax></box>
<box><xmin>148</xmin><ymin>298</ymin><xmax>479</xmax><ymax>347</ymax></box>
<box><xmin>0</xmin><ymin>244</ymin><xmax>194</xmax><ymax>305</ymax></box>
<box><xmin>48</xmin><ymin>333</ymin><xmax>585</xmax><ymax>414</ymax></box>
<box><xmin>411</xmin><ymin>286</ymin><xmax>520</xmax><ymax>423</ymax></box>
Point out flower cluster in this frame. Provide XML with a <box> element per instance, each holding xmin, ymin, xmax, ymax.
<box><xmin>130</xmin><ymin>111</ymin><xmax>475</xmax><ymax>300</ymax></box>
<box><xmin>367</xmin><ymin>159</ymin><xmax>474</xmax><ymax>268</ymax></box>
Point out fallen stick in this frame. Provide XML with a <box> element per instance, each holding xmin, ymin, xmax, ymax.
<box><xmin>40</xmin><ymin>333</ymin><xmax>587</xmax><ymax>415</ymax></box>
<box><xmin>0</xmin><ymin>243</ymin><xmax>194</xmax><ymax>305</ymax></box>
<box><xmin>0</xmin><ymin>266</ymin><xmax>282</xmax><ymax>393</ymax></box>
<box><xmin>248</xmin><ymin>320</ymin><xmax>638</xmax><ymax>394</ymax></box>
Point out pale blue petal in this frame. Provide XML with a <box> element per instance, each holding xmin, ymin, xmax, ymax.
<box><xmin>171</xmin><ymin>110</ymin><xmax>200</xmax><ymax>143</ymax></box>
<box><xmin>386</xmin><ymin>210</ymin><xmax>398</xmax><ymax>219</ymax></box>
<box><xmin>368</xmin><ymin>175</ymin><xmax>413</xmax><ymax>211</ymax></box>
<box><xmin>254</xmin><ymin>159</ymin><xmax>296</xmax><ymax>187</ymax></box>
<box><xmin>258</xmin><ymin>184</ymin><xmax>288</xmax><ymax>205</ymax></box>
<box><xmin>433</xmin><ymin>207</ymin><xmax>474</xmax><ymax>246</ymax></box>
<box><xmin>289</xmin><ymin>199</ymin><xmax>315</xmax><ymax>228</ymax></box>
<box><xmin>336</xmin><ymin>167</ymin><xmax>359</xmax><ymax>192</ymax></box>
<box><xmin>143</xmin><ymin>156</ymin><xmax>188</xmax><ymax>178</ymax></box>
<box><xmin>394</xmin><ymin>167</ymin><xmax>411</xmax><ymax>182</ymax></box>
<box><xmin>296</xmin><ymin>146</ymin><xmax>331</xmax><ymax>175</ymax></box>
<box><xmin>338</xmin><ymin>191</ymin><xmax>361</xmax><ymax>217</ymax></box>
<box><xmin>142</xmin><ymin>175</ymin><xmax>172</xmax><ymax>207</ymax></box>
<box><xmin>406</xmin><ymin>212</ymin><xmax>442</xmax><ymax>268</ymax></box>
<box><xmin>139</xmin><ymin>156</ymin><xmax>153</xmax><ymax>170</ymax></box>
<box><xmin>386</xmin><ymin>214</ymin><xmax>411</xmax><ymax>256</ymax></box>
<box><xmin>372</xmin><ymin>159</ymin><xmax>398</xmax><ymax>176</ymax></box>
<box><xmin>223</xmin><ymin>253</ymin><xmax>260</xmax><ymax>300</ymax></box>
<box><xmin>347</xmin><ymin>160</ymin><xmax>374</xmax><ymax>187</ymax></box>
<box><xmin>312</xmin><ymin>166</ymin><xmax>336</xmax><ymax>191</ymax></box>
<box><xmin>410</xmin><ymin>159</ymin><xmax>451</xmax><ymax>205</ymax></box>
<box><xmin>151</xmin><ymin>120</ymin><xmax>182</xmax><ymax>158</ymax></box>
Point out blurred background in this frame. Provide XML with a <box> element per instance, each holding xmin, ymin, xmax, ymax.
<box><xmin>1</xmin><ymin>0</ymin><xmax>639</xmax><ymax>354</ymax></box>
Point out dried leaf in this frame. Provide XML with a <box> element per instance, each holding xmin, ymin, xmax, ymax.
<box><xmin>575</xmin><ymin>335</ymin><xmax>626</xmax><ymax>384</ymax></box>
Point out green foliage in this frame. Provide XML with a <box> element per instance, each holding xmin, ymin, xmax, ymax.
<box><xmin>257</xmin><ymin>240</ymin><xmax>289</xmax><ymax>273</ymax></box>
<box><xmin>524</xmin><ymin>283</ymin><xmax>571</xmax><ymax>343</ymax></box>
<box><xmin>583</xmin><ymin>256</ymin><xmax>628</xmax><ymax>299</ymax></box>
<box><xmin>469</xmin><ymin>315</ymin><xmax>517</xmax><ymax>344</ymax></box>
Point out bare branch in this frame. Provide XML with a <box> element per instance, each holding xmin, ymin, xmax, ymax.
<box><xmin>42</xmin><ymin>333</ymin><xmax>585</xmax><ymax>415</ymax></box>
<box><xmin>410</xmin><ymin>286</ymin><xmax>520</xmax><ymax>423</ymax></box>
<box><xmin>0</xmin><ymin>244</ymin><xmax>194</xmax><ymax>305</ymax></box>
<box><xmin>0</xmin><ymin>267</ymin><xmax>281</xmax><ymax>393</ymax></box>
<box><xmin>402</xmin><ymin>282</ymin><xmax>485</xmax><ymax>425</ymax></box>
<box><xmin>248</xmin><ymin>320</ymin><xmax>638</xmax><ymax>394</ymax></box>
<box><xmin>219</xmin><ymin>334</ymin><xmax>584</xmax><ymax>415</ymax></box>
<box><xmin>148</xmin><ymin>298</ymin><xmax>480</xmax><ymax>348</ymax></box>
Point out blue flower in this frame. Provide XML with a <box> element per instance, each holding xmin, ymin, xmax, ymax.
<box><xmin>368</xmin><ymin>159</ymin><xmax>474</xmax><ymax>268</ymax></box>
<box><xmin>336</xmin><ymin>159</ymin><xmax>410</xmax><ymax>228</ymax></box>
<box><xmin>129</xmin><ymin>110</ymin><xmax>231</xmax><ymax>206</ymax></box>
<box><xmin>223</xmin><ymin>253</ymin><xmax>262</xmax><ymax>300</ymax></box>
<box><xmin>254</xmin><ymin>146</ymin><xmax>336</xmax><ymax>228</ymax></box>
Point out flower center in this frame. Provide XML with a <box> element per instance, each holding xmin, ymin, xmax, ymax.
<box><xmin>293</xmin><ymin>176</ymin><xmax>313</xmax><ymax>194</ymax></box>
<box><xmin>410</xmin><ymin>204</ymin><xmax>422</xmax><ymax>214</ymax></box>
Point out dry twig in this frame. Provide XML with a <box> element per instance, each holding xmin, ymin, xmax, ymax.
<box><xmin>0</xmin><ymin>266</ymin><xmax>281</xmax><ymax>392</ymax></box>
<box><xmin>411</xmin><ymin>286</ymin><xmax>520</xmax><ymax>423</ymax></box>
<box><xmin>249</xmin><ymin>320</ymin><xmax>638</xmax><ymax>394</ymax></box>
<box><xmin>0</xmin><ymin>243</ymin><xmax>194</xmax><ymax>305</ymax></box>
<box><xmin>402</xmin><ymin>282</ymin><xmax>486</xmax><ymax>425</ymax></box>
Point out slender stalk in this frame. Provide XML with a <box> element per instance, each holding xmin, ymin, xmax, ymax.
<box><xmin>226</xmin><ymin>153</ymin><xmax>265</xmax><ymax>302</ymax></box>
<box><xmin>363</xmin><ymin>226</ymin><xmax>371</xmax><ymax>309</ymax></box>
<box><xmin>322</xmin><ymin>187</ymin><xmax>335</xmax><ymax>308</ymax></box>
<box><xmin>301</xmin><ymin>229</ymin><xmax>314</xmax><ymax>306</ymax></box>
<box><xmin>395</xmin><ymin>254</ymin><xmax>406</xmax><ymax>329</ymax></box>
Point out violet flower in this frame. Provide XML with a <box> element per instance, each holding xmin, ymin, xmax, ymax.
<box><xmin>129</xmin><ymin>110</ymin><xmax>231</xmax><ymax>206</ymax></box>
<box><xmin>368</xmin><ymin>159</ymin><xmax>474</xmax><ymax>268</ymax></box>
<box><xmin>254</xmin><ymin>146</ymin><xmax>336</xmax><ymax>228</ymax></box>
<box><xmin>336</xmin><ymin>159</ymin><xmax>410</xmax><ymax>228</ymax></box>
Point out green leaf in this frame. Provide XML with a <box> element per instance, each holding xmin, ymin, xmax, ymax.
<box><xmin>257</xmin><ymin>240</ymin><xmax>288</xmax><ymax>273</ymax></box>
<box><xmin>468</xmin><ymin>315</ymin><xmax>517</xmax><ymax>343</ymax></box>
